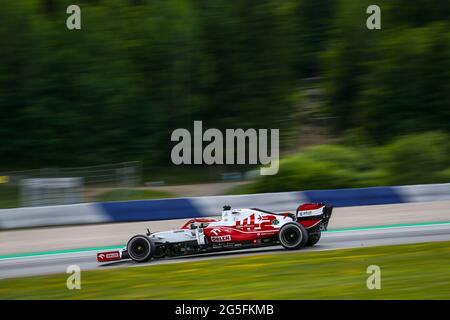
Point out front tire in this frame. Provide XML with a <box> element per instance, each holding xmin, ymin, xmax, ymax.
<box><xmin>127</xmin><ymin>235</ymin><xmax>155</xmax><ymax>262</ymax></box>
<box><xmin>278</xmin><ymin>222</ymin><xmax>308</xmax><ymax>250</ymax></box>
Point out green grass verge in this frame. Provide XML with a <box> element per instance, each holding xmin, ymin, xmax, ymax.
<box><xmin>224</xmin><ymin>182</ymin><xmax>256</xmax><ymax>195</ymax></box>
<box><xmin>95</xmin><ymin>188</ymin><xmax>174</xmax><ymax>202</ymax></box>
<box><xmin>1</xmin><ymin>241</ymin><xmax>450</xmax><ymax>299</ymax></box>
<box><xmin>0</xmin><ymin>185</ymin><xmax>19</xmax><ymax>209</ymax></box>
<box><xmin>143</xmin><ymin>167</ymin><xmax>225</xmax><ymax>185</ymax></box>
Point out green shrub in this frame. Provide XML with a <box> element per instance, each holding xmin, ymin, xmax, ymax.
<box><xmin>232</xmin><ymin>131</ymin><xmax>449</xmax><ymax>194</ymax></box>
<box><xmin>381</xmin><ymin>132</ymin><xmax>450</xmax><ymax>185</ymax></box>
<box><xmin>252</xmin><ymin>158</ymin><xmax>341</xmax><ymax>192</ymax></box>
<box><xmin>302</xmin><ymin>144</ymin><xmax>371</xmax><ymax>171</ymax></box>
<box><xmin>249</xmin><ymin>145</ymin><xmax>388</xmax><ymax>193</ymax></box>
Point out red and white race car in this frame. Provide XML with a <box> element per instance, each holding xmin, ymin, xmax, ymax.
<box><xmin>97</xmin><ymin>203</ymin><xmax>333</xmax><ymax>263</ymax></box>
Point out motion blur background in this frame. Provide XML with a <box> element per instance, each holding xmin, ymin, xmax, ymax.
<box><xmin>0</xmin><ymin>0</ymin><xmax>449</xmax><ymax>206</ymax></box>
<box><xmin>1</xmin><ymin>1</ymin><xmax>450</xmax><ymax>300</ymax></box>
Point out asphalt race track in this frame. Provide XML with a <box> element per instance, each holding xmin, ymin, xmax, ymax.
<box><xmin>1</xmin><ymin>223</ymin><xmax>450</xmax><ymax>279</ymax></box>
<box><xmin>2</xmin><ymin>200</ymin><xmax>450</xmax><ymax>256</ymax></box>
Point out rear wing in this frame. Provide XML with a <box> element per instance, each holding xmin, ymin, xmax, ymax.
<box><xmin>296</xmin><ymin>203</ymin><xmax>333</xmax><ymax>230</ymax></box>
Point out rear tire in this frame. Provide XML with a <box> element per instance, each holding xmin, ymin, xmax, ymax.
<box><xmin>306</xmin><ymin>232</ymin><xmax>321</xmax><ymax>246</ymax></box>
<box><xmin>127</xmin><ymin>235</ymin><xmax>155</xmax><ymax>262</ymax></box>
<box><xmin>278</xmin><ymin>222</ymin><xmax>308</xmax><ymax>250</ymax></box>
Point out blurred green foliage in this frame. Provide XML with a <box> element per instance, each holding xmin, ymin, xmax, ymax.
<box><xmin>380</xmin><ymin>132</ymin><xmax>450</xmax><ymax>185</ymax></box>
<box><xmin>323</xmin><ymin>0</ymin><xmax>450</xmax><ymax>141</ymax></box>
<box><xmin>0</xmin><ymin>0</ymin><xmax>448</xmax><ymax>170</ymax></box>
<box><xmin>241</xmin><ymin>132</ymin><xmax>450</xmax><ymax>193</ymax></box>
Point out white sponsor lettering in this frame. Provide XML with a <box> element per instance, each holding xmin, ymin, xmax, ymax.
<box><xmin>211</xmin><ymin>235</ymin><xmax>231</xmax><ymax>242</ymax></box>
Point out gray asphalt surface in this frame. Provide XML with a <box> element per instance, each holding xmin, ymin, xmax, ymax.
<box><xmin>2</xmin><ymin>200</ymin><xmax>450</xmax><ymax>256</ymax></box>
<box><xmin>1</xmin><ymin>223</ymin><xmax>450</xmax><ymax>280</ymax></box>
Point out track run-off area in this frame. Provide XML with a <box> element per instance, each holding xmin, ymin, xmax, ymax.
<box><xmin>1</xmin><ymin>200</ymin><xmax>450</xmax><ymax>279</ymax></box>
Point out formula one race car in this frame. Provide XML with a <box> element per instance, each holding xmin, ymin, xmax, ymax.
<box><xmin>97</xmin><ymin>203</ymin><xmax>333</xmax><ymax>263</ymax></box>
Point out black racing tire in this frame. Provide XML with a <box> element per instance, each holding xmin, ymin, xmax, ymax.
<box><xmin>278</xmin><ymin>222</ymin><xmax>309</xmax><ymax>250</ymax></box>
<box><xmin>306</xmin><ymin>231</ymin><xmax>321</xmax><ymax>246</ymax></box>
<box><xmin>127</xmin><ymin>235</ymin><xmax>155</xmax><ymax>262</ymax></box>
